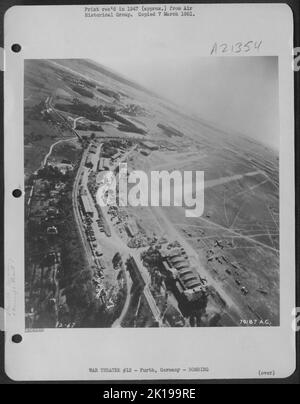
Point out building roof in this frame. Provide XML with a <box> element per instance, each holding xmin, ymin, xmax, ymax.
<box><xmin>171</xmin><ymin>256</ymin><xmax>188</xmax><ymax>265</ymax></box>
<box><xmin>181</xmin><ymin>273</ymin><xmax>197</xmax><ymax>283</ymax></box>
<box><xmin>111</xmin><ymin>152</ymin><xmax>121</xmax><ymax>160</ymax></box>
<box><xmin>141</xmin><ymin>141</ymin><xmax>159</xmax><ymax>150</ymax></box>
<box><xmin>175</xmin><ymin>262</ymin><xmax>190</xmax><ymax>270</ymax></box>
<box><xmin>81</xmin><ymin>195</ymin><xmax>93</xmax><ymax>214</ymax></box>
<box><xmin>89</xmin><ymin>144</ymin><xmax>98</xmax><ymax>154</ymax></box>
<box><xmin>184</xmin><ymin>279</ymin><xmax>201</xmax><ymax>289</ymax></box>
<box><xmin>86</xmin><ymin>154</ymin><xmax>93</xmax><ymax>164</ymax></box>
<box><xmin>178</xmin><ymin>268</ymin><xmax>191</xmax><ymax>275</ymax></box>
<box><xmin>168</xmin><ymin>248</ymin><xmax>182</xmax><ymax>259</ymax></box>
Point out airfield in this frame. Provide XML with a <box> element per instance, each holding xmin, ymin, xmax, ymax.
<box><xmin>24</xmin><ymin>59</ymin><xmax>279</xmax><ymax>328</ymax></box>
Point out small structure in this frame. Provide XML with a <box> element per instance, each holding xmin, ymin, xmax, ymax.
<box><xmin>141</xmin><ymin>141</ymin><xmax>159</xmax><ymax>151</ymax></box>
<box><xmin>56</xmin><ymin>163</ymin><xmax>73</xmax><ymax>175</ymax></box>
<box><xmin>111</xmin><ymin>151</ymin><xmax>121</xmax><ymax>161</ymax></box>
<box><xmin>89</xmin><ymin>144</ymin><xmax>98</xmax><ymax>154</ymax></box>
<box><xmin>80</xmin><ymin>195</ymin><xmax>94</xmax><ymax>217</ymax></box>
<box><xmin>98</xmin><ymin>158</ymin><xmax>110</xmax><ymax>171</ymax></box>
<box><xmin>124</xmin><ymin>220</ymin><xmax>138</xmax><ymax>238</ymax></box>
<box><xmin>47</xmin><ymin>226</ymin><xmax>58</xmax><ymax>235</ymax></box>
<box><xmin>85</xmin><ymin>154</ymin><xmax>94</xmax><ymax>168</ymax></box>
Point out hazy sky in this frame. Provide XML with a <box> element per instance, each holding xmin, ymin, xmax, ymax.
<box><xmin>96</xmin><ymin>56</ymin><xmax>279</xmax><ymax>149</ymax></box>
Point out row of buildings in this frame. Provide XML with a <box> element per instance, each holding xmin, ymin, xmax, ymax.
<box><xmin>160</xmin><ymin>247</ymin><xmax>207</xmax><ymax>305</ymax></box>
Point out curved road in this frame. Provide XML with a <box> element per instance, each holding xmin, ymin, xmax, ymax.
<box><xmin>42</xmin><ymin>137</ymin><xmax>76</xmax><ymax>167</ymax></box>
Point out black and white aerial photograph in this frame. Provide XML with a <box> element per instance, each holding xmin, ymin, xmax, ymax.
<box><xmin>24</xmin><ymin>56</ymin><xmax>279</xmax><ymax>329</ymax></box>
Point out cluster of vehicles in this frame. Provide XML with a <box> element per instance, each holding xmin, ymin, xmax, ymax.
<box><xmin>85</xmin><ymin>223</ymin><xmax>96</xmax><ymax>242</ymax></box>
<box><xmin>81</xmin><ymin>213</ymin><xmax>106</xmax><ymax>296</ymax></box>
<box><xmin>108</xmin><ymin>205</ymin><xmax>128</xmax><ymax>222</ymax></box>
<box><xmin>207</xmin><ymin>245</ymin><xmax>250</xmax><ymax>297</ymax></box>
<box><xmin>81</xmin><ymin>213</ymin><xmax>104</xmax><ymax>259</ymax></box>
<box><xmin>96</xmin><ymin>218</ymin><xmax>106</xmax><ymax>233</ymax></box>
<box><xmin>95</xmin><ymin>204</ymin><xmax>111</xmax><ymax>237</ymax></box>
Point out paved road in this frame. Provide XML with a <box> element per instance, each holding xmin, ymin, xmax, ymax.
<box><xmin>42</xmin><ymin>137</ymin><xmax>76</xmax><ymax>167</ymax></box>
<box><xmin>130</xmin><ymin>252</ymin><xmax>162</xmax><ymax>324</ymax></box>
<box><xmin>99</xmin><ymin>203</ymin><xmax>163</xmax><ymax>326</ymax></box>
<box><xmin>71</xmin><ymin>142</ymin><xmax>160</xmax><ymax>327</ymax></box>
<box><xmin>111</xmin><ymin>264</ymin><xmax>132</xmax><ymax>328</ymax></box>
<box><xmin>47</xmin><ymin>96</ymin><xmax>83</xmax><ymax>141</ymax></box>
<box><xmin>72</xmin><ymin>116</ymin><xmax>84</xmax><ymax>130</ymax></box>
<box><xmin>72</xmin><ymin>148</ymin><xmax>93</xmax><ymax>266</ymax></box>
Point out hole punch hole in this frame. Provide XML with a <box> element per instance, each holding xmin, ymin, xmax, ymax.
<box><xmin>12</xmin><ymin>189</ymin><xmax>22</xmax><ymax>198</ymax></box>
<box><xmin>11</xmin><ymin>43</ymin><xmax>21</xmax><ymax>53</ymax></box>
<box><xmin>12</xmin><ymin>334</ymin><xmax>22</xmax><ymax>344</ymax></box>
